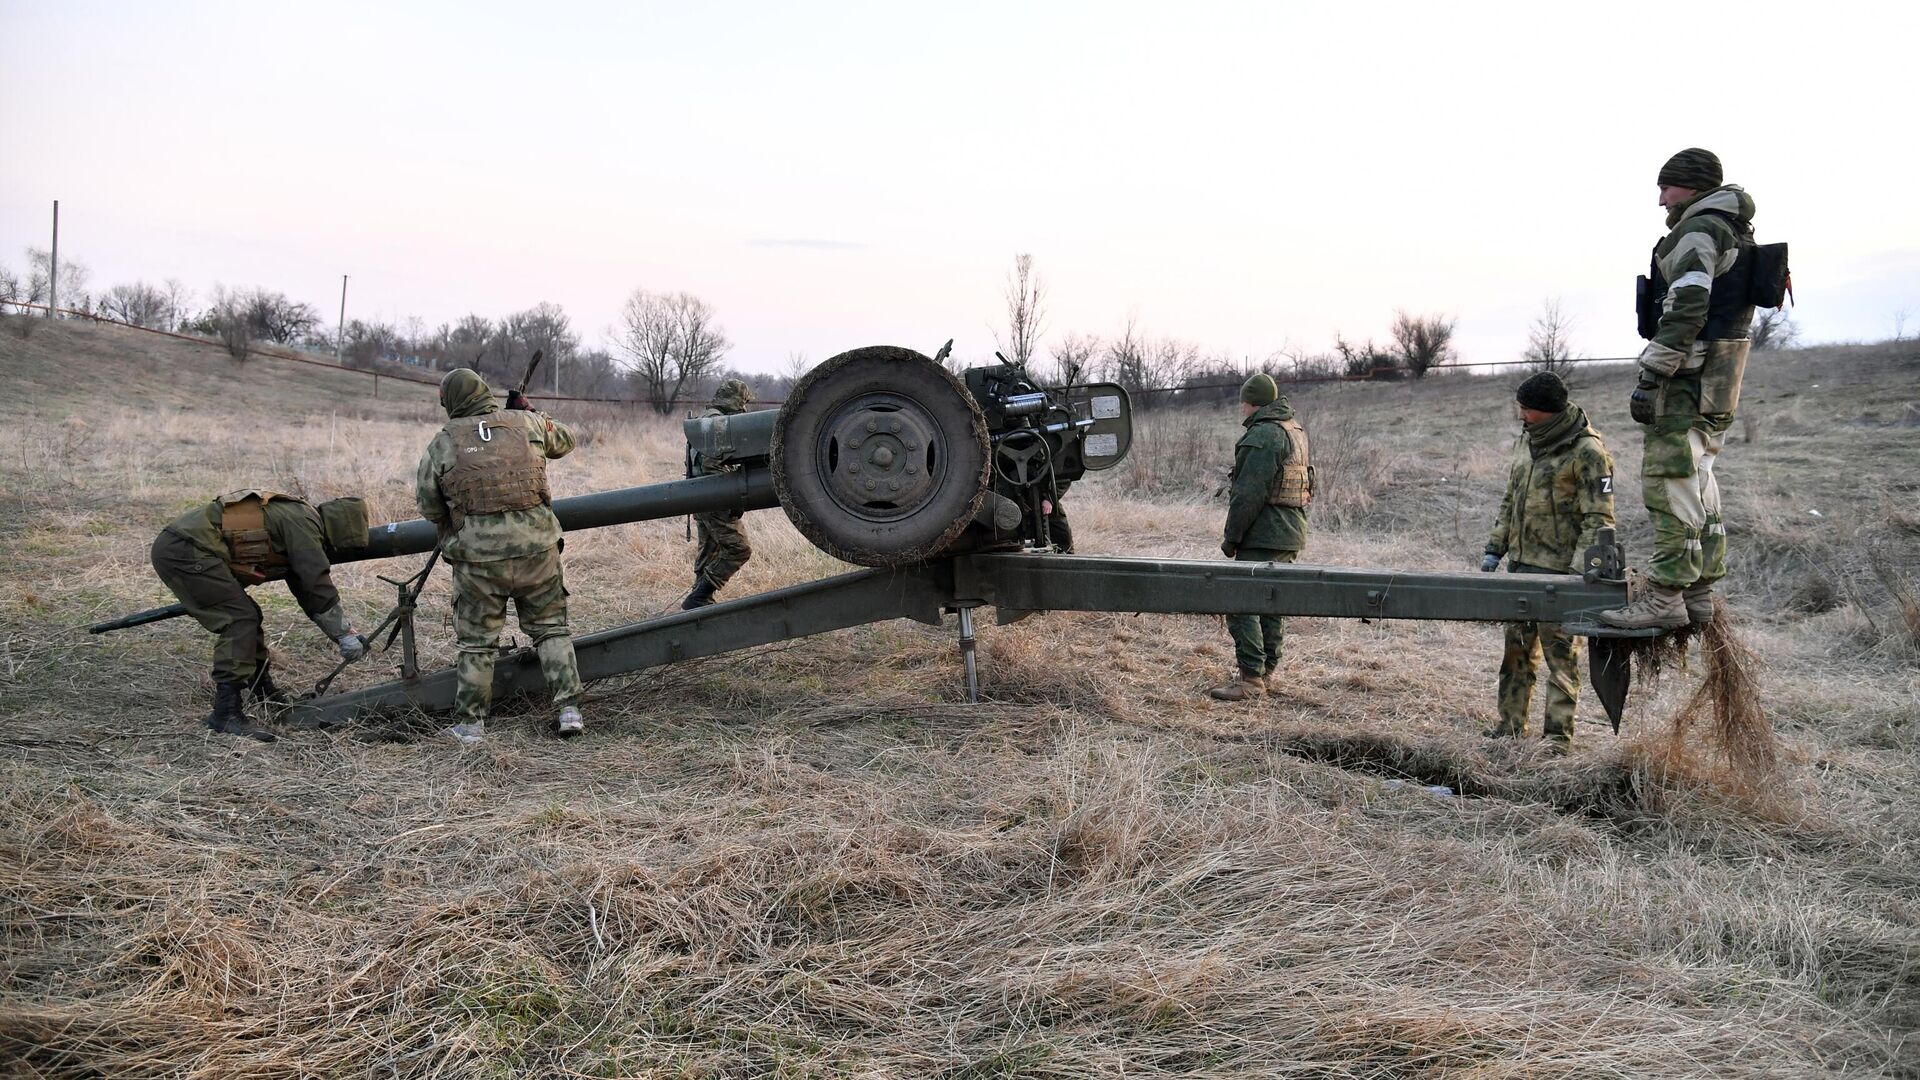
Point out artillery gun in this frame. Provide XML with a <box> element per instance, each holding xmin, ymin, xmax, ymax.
<box><xmin>102</xmin><ymin>345</ymin><xmax>1653</xmax><ymax>729</ymax></box>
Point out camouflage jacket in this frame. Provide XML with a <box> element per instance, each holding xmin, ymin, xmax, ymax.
<box><xmin>162</xmin><ymin>496</ymin><xmax>343</xmax><ymax>620</ymax></box>
<box><xmin>1225</xmin><ymin>399</ymin><xmax>1309</xmax><ymax>554</ymax></box>
<box><xmin>415</xmin><ymin>405</ymin><xmax>577</xmax><ymax>563</ymax></box>
<box><xmin>1485</xmin><ymin>405</ymin><xmax>1615</xmax><ymax>574</ymax></box>
<box><xmin>1641</xmin><ymin>185</ymin><xmax>1757</xmax><ymax>376</ymax></box>
<box><xmin>698</xmin><ymin>403</ymin><xmax>744</xmax><ymax>475</ymax></box>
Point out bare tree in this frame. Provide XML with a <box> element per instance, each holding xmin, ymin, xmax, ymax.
<box><xmin>162</xmin><ymin>278</ymin><xmax>193</xmax><ymax>331</ymax></box>
<box><xmin>1522</xmin><ymin>298</ymin><xmax>1577</xmax><ymax>374</ymax></box>
<box><xmin>1</xmin><ymin>264</ymin><xmax>25</xmax><ymax>306</ymax></box>
<box><xmin>1101</xmin><ymin>314</ymin><xmax>1150</xmax><ymax>392</ymax></box>
<box><xmin>1334</xmin><ymin>334</ymin><xmax>1397</xmax><ymax>378</ymax></box>
<box><xmin>99</xmin><ymin>281</ymin><xmax>171</xmax><ymax>328</ymax></box>
<box><xmin>1390</xmin><ymin>310</ymin><xmax>1457</xmax><ymax>378</ymax></box>
<box><xmin>1893</xmin><ymin>306</ymin><xmax>1914</xmax><ymax>343</ymax></box>
<box><xmin>25</xmin><ymin>247</ymin><xmax>91</xmax><ymax>312</ymax></box>
<box><xmin>1751</xmin><ymin>308</ymin><xmax>1801</xmax><ymax>350</ymax></box>
<box><xmin>1047</xmin><ymin>332</ymin><xmax>1099</xmax><ymax>386</ymax></box>
<box><xmin>501</xmin><ymin>302</ymin><xmax>579</xmax><ymax>390</ymax></box>
<box><xmin>995</xmin><ymin>253</ymin><xmax>1047</xmax><ymax>369</ymax></box>
<box><xmin>617</xmin><ymin>290</ymin><xmax>730</xmax><ymax>414</ymax></box>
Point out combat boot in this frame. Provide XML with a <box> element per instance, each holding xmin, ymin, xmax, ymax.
<box><xmin>556</xmin><ymin>705</ymin><xmax>584</xmax><ymax>738</ymax></box>
<box><xmin>1598</xmin><ymin>583</ymin><xmax>1687</xmax><ymax>631</ymax></box>
<box><xmin>205</xmin><ymin>682</ymin><xmax>277</xmax><ymax>742</ymax></box>
<box><xmin>1683</xmin><ymin>581</ymin><xmax>1718</xmax><ymax>625</ymax></box>
<box><xmin>680</xmin><ymin>578</ymin><xmax>718</xmax><ymax>610</ymax></box>
<box><xmin>1207</xmin><ymin>671</ymin><xmax>1267</xmax><ymax>702</ymax></box>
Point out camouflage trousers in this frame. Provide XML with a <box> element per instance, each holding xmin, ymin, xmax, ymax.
<box><xmin>1497</xmin><ymin>562</ymin><xmax>1581</xmax><ymax>743</ymax></box>
<box><xmin>693</xmin><ymin>509</ymin><xmax>751</xmax><ymax>590</ymax></box>
<box><xmin>1641</xmin><ymin>359</ymin><xmax>1738</xmax><ymax>589</ymax></box>
<box><xmin>1227</xmin><ymin>547</ymin><xmax>1297</xmax><ymax>677</ymax></box>
<box><xmin>151</xmin><ymin>529</ymin><xmax>265</xmax><ymax>684</ymax></box>
<box><xmin>450</xmin><ymin>547</ymin><xmax>581</xmax><ymax>724</ymax></box>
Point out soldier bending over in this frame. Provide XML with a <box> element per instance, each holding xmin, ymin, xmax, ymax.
<box><xmin>151</xmin><ymin>490</ymin><xmax>371</xmax><ymax>741</ymax></box>
<box><xmin>682</xmin><ymin>378</ymin><xmax>755</xmax><ymax>609</ymax></box>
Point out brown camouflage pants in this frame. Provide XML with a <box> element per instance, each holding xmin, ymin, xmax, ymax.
<box><xmin>150</xmin><ymin>530</ymin><xmax>265</xmax><ymax>683</ymax></box>
<box><xmin>693</xmin><ymin>509</ymin><xmax>751</xmax><ymax>590</ymax></box>
<box><xmin>451</xmin><ymin>547</ymin><xmax>581</xmax><ymax>724</ymax></box>
<box><xmin>1497</xmin><ymin>620</ymin><xmax>1581</xmax><ymax>744</ymax></box>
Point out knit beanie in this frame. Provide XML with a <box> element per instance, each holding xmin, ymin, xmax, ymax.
<box><xmin>1240</xmin><ymin>372</ymin><xmax>1278</xmax><ymax>406</ymax></box>
<box><xmin>1657</xmin><ymin>147</ymin><xmax>1723</xmax><ymax>190</ymax></box>
<box><xmin>1514</xmin><ymin>371</ymin><xmax>1569</xmax><ymax>413</ymax></box>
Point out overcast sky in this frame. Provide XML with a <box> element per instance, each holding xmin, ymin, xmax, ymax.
<box><xmin>4</xmin><ymin>0</ymin><xmax>1916</xmax><ymax>375</ymax></box>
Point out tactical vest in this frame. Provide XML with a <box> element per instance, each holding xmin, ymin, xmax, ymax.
<box><xmin>218</xmin><ymin>489</ymin><xmax>297</xmax><ymax>584</ymax></box>
<box><xmin>1263</xmin><ymin>418</ymin><xmax>1314</xmax><ymax>508</ymax></box>
<box><xmin>439</xmin><ymin>411</ymin><xmax>550</xmax><ymax>531</ymax></box>
<box><xmin>1635</xmin><ymin>210</ymin><xmax>1787</xmax><ymax>342</ymax></box>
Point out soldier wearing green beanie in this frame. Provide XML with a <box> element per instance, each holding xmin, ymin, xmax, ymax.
<box><xmin>1603</xmin><ymin>147</ymin><xmax>1758</xmax><ymax>630</ymax></box>
<box><xmin>1210</xmin><ymin>372</ymin><xmax>1313</xmax><ymax>702</ymax></box>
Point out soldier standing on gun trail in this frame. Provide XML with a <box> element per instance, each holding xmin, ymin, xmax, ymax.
<box><xmin>416</xmin><ymin>368</ymin><xmax>583</xmax><ymax>744</ymax></box>
<box><xmin>1210</xmin><ymin>372</ymin><xmax>1312</xmax><ymax>702</ymax></box>
<box><xmin>681</xmin><ymin>378</ymin><xmax>754</xmax><ymax>609</ymax></box>
<box><xmin>150</xmin><ymin>491</ymin><xmax>372</xmax><ymax>741</ymax></box>
<box><xmin>1602</xmin><ymin>147</ymin><xmax>1756</xmax><ymax>630</ymax></box>
<box><xmin>1482</xmin><ymin>372</ymin><xmax>1616</xmax><ymax>751</ymax></box>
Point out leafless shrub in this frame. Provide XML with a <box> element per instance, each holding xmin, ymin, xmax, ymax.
<box><xmin>1390</xmin><ymin>310</ymin><xmax>1458</xmax><ymax>378</ymax></box>
<box><xmin>1751</xmin><ymin>308</ymin><xmax>1801</xmax><ymax>350</ymax></box>
<box><xmin>1522</xmin><ymin>298</ymin><xmax>1578</xmax><ymax>374</ymax></box>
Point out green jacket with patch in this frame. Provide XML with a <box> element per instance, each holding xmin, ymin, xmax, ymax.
<box><xmin>1224</xmin><ymin>399</ymin><xmax>1309</xmax><ymax>554</ymax></box>
<box><xmin>1485</xmin><ymin>405</ymin><xmax>1616</xmax><ymax>573</ymax></box>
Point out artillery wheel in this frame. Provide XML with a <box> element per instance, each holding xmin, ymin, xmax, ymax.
<box><xmin>772</xmin><ymin>346</ymin><xmax>990</xmax><ymax>567</ymax></box>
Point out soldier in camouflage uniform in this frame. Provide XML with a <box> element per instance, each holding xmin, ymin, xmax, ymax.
<box><xmin>416</xmin><ymin>368</ymin><xmax>583</xmax><ymax>744</ymax></box>
<box><xmin>1210</xmin><ymin>373</ymin><xmax>1312</xmax><ymax>702</ymax></box>
<box><xmin>1482</xmin><ymin>372</ymin><xmax>1616</xmax><ymax>749</ymax></box>
<box><xmin>151</xmin><ymin>491</ymin><xmax>371</xmax><ymax>741</ymax></box>
<box><xmin>1603</xmin><ymin>148</ymin><xmax>1756</xmax><ymax>630</ymax></box>
<box><xmin>681</xmin><ymin>378</ymin><xmax>755</xmax><ymax>609</ymax></box>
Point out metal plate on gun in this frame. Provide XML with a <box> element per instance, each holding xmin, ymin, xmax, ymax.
<box><xmin>1090</xmin><ymin>395</ymin><xmax>1123</xmax><ymax>420</ymax></box>
<box><xmin>1084</xmin><ymin>433</ymin><xmax>1119</xmax><ymax>458</ymax></box>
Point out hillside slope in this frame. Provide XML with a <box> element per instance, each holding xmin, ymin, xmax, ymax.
<box><xmin>2</xmin><ymin>314</ymin><xmax>1917</xmax><ymax>1078</ymax></box>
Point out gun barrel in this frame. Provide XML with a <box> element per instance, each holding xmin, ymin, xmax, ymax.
<box><xmin>345</xmin><ymin>469</ymin><xmax>781</xmax><ymax>563</ymax></box>
<box><xmin>89</xmin><ymin>602</ymin><xmax>188</xmax><ymax>634</ymax></box>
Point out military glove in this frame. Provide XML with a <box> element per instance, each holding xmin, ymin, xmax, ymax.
<box><xmin>1629</xmin><ymin>374</ymin><xmax>1661</xmax><ymax>425</ymax></box>
<box><xmin>1481</xmin><ymin>553</ymin><xmax>1501</xmax><ymax>573</ymax></box>
<box><xmin>506</xmin><ymin>389</ymin><xmax>533</xmax><ymax>412</ymax></box>
<box><xmin>1221</xmin><ymin>540</ymin><xmax>1238</xmax><ymax>559</ymax></box>
<box><xmin>337</xmin><ymin>633</ymin><xmax>370</xmax><ymax>662</ymax></box>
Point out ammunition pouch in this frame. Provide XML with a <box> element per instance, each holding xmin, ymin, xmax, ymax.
<box><xmin>317</xmin><ymin>497</ymin><xmax>369</xmax><ymax>551</ymax></box>
<box><xmin>440</xmin><ymin>412</ymin><xmax>550</xmax><ymax>532</ymax></box>
<box><xmin>218</xmin><ymin>489</ymin><xmax>296</xmax><ymax>585</ymax></box>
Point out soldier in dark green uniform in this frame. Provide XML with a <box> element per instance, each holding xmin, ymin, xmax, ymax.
<box><xmin>150</xmin><ymin>491</ymin><xmax>371</xmax><ymax>741</ymax></box>
<box><xmin>416</xmin><ymin>369</ymin><xmax>582</xmax><ymax>744</ymax></box>
<box><xmin>1482</xmin><ymin>372</ymin><xmax>1616</xmax><ymax>750</ymax></box>
<box><xmin>682</xmin><ymin>378</ymin><xmax>755</xmax><ymax>609</ymax></box>
<box><xmin>1603</xmin><ymin>148</ymin><xmax>1756</xmax><ymax>630</ymax></box>
<box><xmin>1210</xmin><ymin>373</ymin><xmax>1312</xmax><ymax>702</ymax></box>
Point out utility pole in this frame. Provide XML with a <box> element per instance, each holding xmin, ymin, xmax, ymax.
<box><xmin>47</xmin><ymin>201</ymin><xmax>58</xmax><ymax>317</ymax></box>
<box><xmin>335</xmin><ymin>275</ymin><xmax>348</xmax><ymax>362</ymax></box>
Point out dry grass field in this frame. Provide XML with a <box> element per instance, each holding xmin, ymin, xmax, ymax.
<box><xmin>2</xmin><ymin>316</ymin><xmax>1916</xmax><ymax>1078</ymax></box>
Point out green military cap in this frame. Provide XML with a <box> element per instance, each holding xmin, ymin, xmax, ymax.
<box><xmin>1240</xmin><ymin>372</ymin><xmax>1279</xmax><ymax>406</ymax></box>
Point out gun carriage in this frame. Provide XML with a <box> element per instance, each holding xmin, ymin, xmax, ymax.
<box><xmin>98</xmin><ymin>345</ymin><xmax>1652</xmax><ymax>729</ymax></box>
